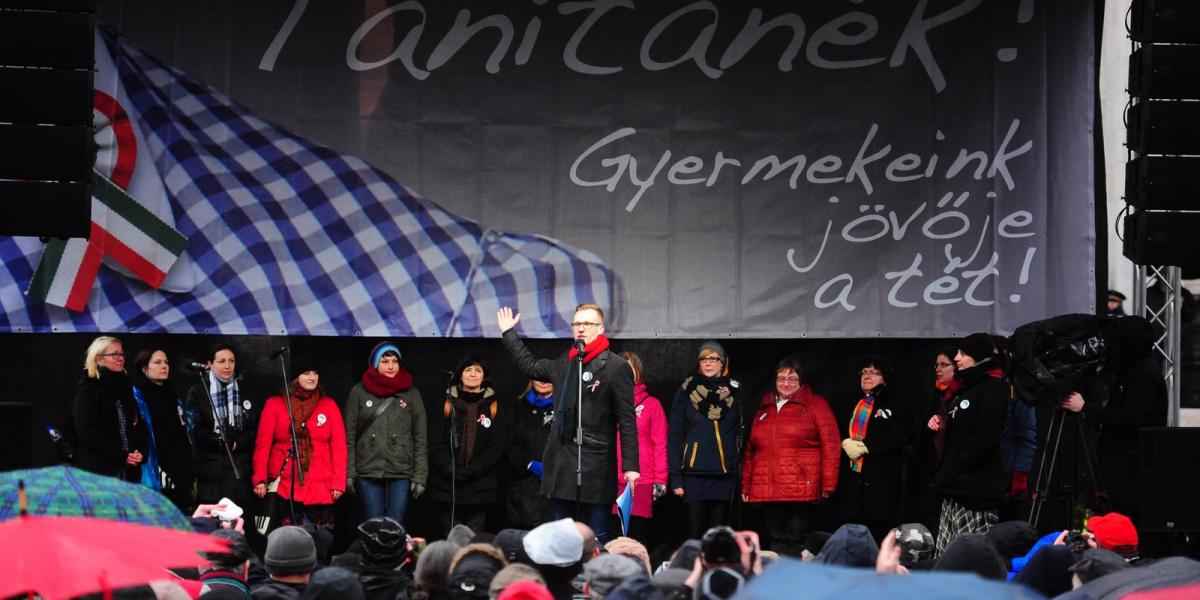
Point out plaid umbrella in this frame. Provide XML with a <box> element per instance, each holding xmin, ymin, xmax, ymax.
<box><xmin>0</xmin><ymin>465</ymin><xmax>191</xmax><ymax>531</ymax></box>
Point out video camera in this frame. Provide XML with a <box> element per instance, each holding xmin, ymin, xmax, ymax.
<box><xmin>1006</xmin><ymin>313</ymin><xmax>1136</xmax><ymax>407</ymax></box>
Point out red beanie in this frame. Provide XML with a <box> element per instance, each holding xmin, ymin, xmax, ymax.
<box><xmin>1087</xmin><ymin>512</ymin><xmax>1138</xmax><ymax>552</ymax></box>
<box><xmin>497</xmin><ymin>579</ymin><xmax>553</xmax><ymax>600</ymax></box>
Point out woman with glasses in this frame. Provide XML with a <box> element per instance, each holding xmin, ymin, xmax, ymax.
<box><xmin>741</xmin><ymin>356</ymin><xmax>839</xmax><ymax>557</ymax></box>
<box><xmin>70</xmin><ymin>336</ymin><xmax>147</xmax><ymax>482</ymax></box>
<box><xmin>836</xmin><ymin>355</ymin><xmax>914</xmax><ymax>542</ymax></box>
<box><xmin>914</xmin><ymin>347</ymin><xmax>960</xmax><ymax>532</ymax></box>
<box><xmin>131</xmin><ymin>347</ymin><xmax>195</xmax><ymax>509</ymax></box>
<box><xmin>668</xmin><ymin>341</ymin><xmax>746</xmax><ymax>538</ymax></box>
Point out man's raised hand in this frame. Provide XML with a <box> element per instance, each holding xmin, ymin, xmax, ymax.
<box><xmin>496</xmin><ymin>307</ymin><xmax>521</xmax><ymax>333</ymax></box>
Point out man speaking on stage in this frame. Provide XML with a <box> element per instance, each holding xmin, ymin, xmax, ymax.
<box><xmin>497</xmin><ymin>303</ymin><xmax>639</xmax><ymax>542</ymax></box>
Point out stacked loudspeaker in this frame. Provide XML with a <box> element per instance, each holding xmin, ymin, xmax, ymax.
<box><xmin>1122</xmin><ymin>0</ymin><xmax>1200</xmax><ymax>277</ymax></box>
<box><xmin>0</xmin><ymin>1</ymin><xmax>96</xmax><ymax>238</ymax></box>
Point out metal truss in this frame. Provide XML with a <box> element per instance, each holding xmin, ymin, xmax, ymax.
<box><xmin>1132</xmin><ymin>264</ymin><xmax>1182</xmax><ymax>426</ymax></box>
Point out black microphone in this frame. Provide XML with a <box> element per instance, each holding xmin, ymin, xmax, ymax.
<box><xmin>573</xmin><ymin>339</ymin><xmax>586</xmax><ymax>354</ymax></box>
<box><xmin>269</xmin><ymin>346</ymin><xmax>288</xmax><ymax>360</ymax></box>
<box><xmin>444</xmin><ymin>370</ymin><xmax>456</xmax><ymax>383</ymax></box>
<box><xmin>187</xmin><ymin>361</ymin><xmax>210</xmax><ymax>371</ymax></box>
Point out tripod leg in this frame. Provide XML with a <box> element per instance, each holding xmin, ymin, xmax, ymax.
<box><xmin>1029</xmin><ymin>408</ymin><xmax>1066</xmax><ymax>528</ymax></box>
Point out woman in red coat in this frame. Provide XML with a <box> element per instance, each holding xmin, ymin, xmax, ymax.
<box><xmin>614</xmin><ymin>351</ymin><xmax>668</xmax><ymax>543</ymax></box>
<box><xmin>252</xmin><ymin>355</ymin><xmax>347</xmax><ymax>527</ymax></box>
<box><xmin>741</xmin><ymin>356</ymin><xmax>840</xmax><ymax>557</ymax></box>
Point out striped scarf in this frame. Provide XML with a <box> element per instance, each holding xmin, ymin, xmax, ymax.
<box><xmin>208</xmin><ymin>372</ymin><xmax>243</xmax><ymax>433</ymax></box>
<box><xmin>847</xmin><ymin>393</ymin><xmax>875</xmax><ymax>472</ymax></box>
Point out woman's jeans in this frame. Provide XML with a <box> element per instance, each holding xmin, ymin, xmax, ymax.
<box><xmin>355</xmin><ymin>477</ymin><xmax>411</xmax><ymax>524</ymax></box>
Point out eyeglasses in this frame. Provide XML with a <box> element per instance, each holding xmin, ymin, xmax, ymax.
<box><xmin>101</xmin><ymin>352</ymin><xmax>125</xmax><ymax>359</ymax></box>
<box><xmin>860</xmin><ymin>369</ymin><xmax>883</xmax><ymax>377</ymax></box>
<box><xmin>699</xmin><ymin>357</ymin><xmax>722</xmax><ymax>364</ymax></box>
<box><xmin>570</xmin><ymin>321</ymin><xmax>602</xmax><ymax>328</ymax></box>
<box><xmin>935</xmin><ymin>362</ymin><xmax>955</xmax><ymax>369</ymax></box>
<box><xmin>775</xmin><ymin>376</ymin><xmax>800</xmax><ymax>383</ymax></box>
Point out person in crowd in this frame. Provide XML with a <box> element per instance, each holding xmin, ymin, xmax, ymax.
<box><xmin>410</xmin><ymin>540</ymin><xmax>460</xmax><ymax>600</ymax></box>
<box><xmin>131</xmin><ymin>347</ymin><xmax>195</xmax><ymax>510</ymax></box>
<box><xmin>989</xmin><ymin>335</ymin><xmax>1037</xmax><ymax>522</ymax></box>
<box><xmin>932</xmin><ymin>533</ymin><xmax>1007</xmax><ymax>581</ymax></box>
<box><xmin>188</xmin><ymin>342</ymin><xmax>258</xmax><ymax>507</ymax></box>
<box><xmin>252</xmin><ymin>356</ymin><xmax>347</xmax><ymax>527</ymax></box>
<box><xmin>496</xmin><ymin>304</ymin><xmax>639</xmax><ymax>544</ymax></box>
<box><xmin>253</xmin><ymin>525</ymin><xmax>318</xmax><ymax>600</ymax></box>
<box><xmin>522</xmin><ymin>518</ymin><xmax>588</xmax><ymax>600</ymax></box>
<box><xmin>71</xmin><ymin>336</ymin><xmax>147</xmax><ymax>482</ymax></box>
<box><xmin>200</xmin><ymin>528</ymin><xmax>256</xmax><ymax>597</ymax></box>
<box><xmin>1106</xmin><ymin>289</ymin><xmax>1127</xmax><ymax>318</ymax></box>
<box><xmin>914</xmin><ymin>347</ymin><xmax>960</xmax><ymax>534</ymax></box>
<box><xmin>503</xmin><ymin>375</ymin><xmax>556</xmax><ymax>530</ymax></box>
<box><xmin>497</xmin><ymin>580</ymin><xmax>554</xmax><ymax>600</ymax></box>
<box><xmin>1011</xmin><ymin>544</ymin><xmax>1076</xmax><ymax>597</ymax></box>
<box><xmin>668</xmin><ymin>341</ymin><xmax>745</xmax><ymax>539</ymax></box>
<box><xmin>604</xmin><ymin>536</ymin><xmax>652</xmax><ymax>575</ymax></box>
<box><xmin>813</xmin><ymin>523</ymin><xmax>878</xmax><ymax>568</ymax></box>
<box><xmin>489</xmin><ymin>564</ymin><xmax>546</xmax><ymax>599</ymax></box>
<box><xmin>344</xmin><ymin>341</ymin><xmax>427</xmax><ymax>524</ymax></box>
<box><xmin>741</xmin><ymin>356</ymin><xmax>839</xmax><ymax>556</ymax></box>
<box><xmin>298</xmin><ymin>567</ymin><xmax>365</xmax><ymax>600</ymax></box>
<box><xmin>928</xmin><ymin>333</ymin><xmax>1009</xmax><ymax>557</ymax></box>
<box><xmin>1067</xmin><ymin>548</ymin><xmax>1131</xmax><ymax>590</ymax></box>
<box><xmin>837</xmin><ymin>355</ymin><xmax>914</xmax><ymax>542</ymax></box>
<box><xmin>354</xmin><ymin>517</ymin><xmax>413</xmax><ymax>600</ymax></box>
<box><xmin>614</xmin><ymin>351</ymin><xmax>667</xmax><ymax>543</ymax></box>
<box><xmin>428</xmin><ymin>355</ymin><xmax>507</xmax><ymax>535</ymax></box>
<box><xmin>447</xmin><ymin>544</ymin><xmax>508</xmax><ymax>600</ymax></box>
<box><xmin>1060</xmin><ymin>317</ymin><xmax>1167</xmax><ymax>523</ymax></box>
<box><xmin>1086</xmin><ymin>512</ymin><xmax>1140</xmax><ymax>559</ymax></box>
<box><xmin>583</xmin><ymin>554</ymin><xmax>645</xmax><ymax>599</ymax></box>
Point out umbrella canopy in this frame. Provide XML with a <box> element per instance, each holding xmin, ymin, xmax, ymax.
<box><xmin>1078</xmin><ymin>557</ymin><xmax>1200</xmax><ymax>600</ymax></box>
<box><xmin>0</xmin><ymin>465</ymin><xmax>191</xmax><ymax>531</ymax></box>
<box><xmin>0</xmin><ymin>515</ymin><xmax>227</xmax><ymax>600</ymax></box>
<box><xmin>737</xmin><ymin>558</ymin><xmax>1045</xmax><ymax>600</ymax></box>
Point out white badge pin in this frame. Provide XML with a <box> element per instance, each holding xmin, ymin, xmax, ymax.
<box><xmin>481</xmin><ymin>416</ymin><xmax>492</xmax><ymax>428</ymax></box>
<box><xmin>317</xmin><ymin>413</ymin><xmax>327</xmax><ymax>427</ymax></box>
<box><xmin>365</xmin><ymin>400</ymin><xmax>374</xmax><ymax>408</ymax></box>
<box><xmin>635</xmin><ymin>404</ymin><xmax>645</xmax><ymax>417</ymax></box>
<box><xmin>960</xmin><ymin>399</ymin><xmax>970</xmax><ymax>410</ymax></box>
<box><xmin>242</xmin><ymin>400</ymin><xmax>252</xmax><ymax>410</ymax></box>
<box><xmin>582</xmin><ymin>371</ymin><xmax>594</xmax><ymax>382</ymax></box>
<box><xmin>759</xmin><ymin>413</ymin><xmax>767</xmax><ymax>421</ymax></box>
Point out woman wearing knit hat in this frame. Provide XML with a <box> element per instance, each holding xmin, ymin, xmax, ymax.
<box><xmin>344</xmin><ymin>341</ymin><xmax>427</xmax><ymax>524</ymax></box>
<box><xmin>668</xmin><ymin>340</ymin><xmax>746</xmax><ymax>538</ymax></box>
<box><xmin>253</xmin><ymin>355</ymin><xmax>347</xmax><ymax>528</ymax></box>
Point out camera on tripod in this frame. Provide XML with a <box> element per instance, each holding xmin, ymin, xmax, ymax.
<box><xmin>1006</xmin><ymin>313</ymin><xmax>1122</xmax><ymax>407</ymax></box>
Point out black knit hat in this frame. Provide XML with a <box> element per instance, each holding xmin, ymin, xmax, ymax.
<box><xmin>447</xmin><ymin>552</ymin><xmax>505</xmax><ymax>600</ymax></box>
<box><xmin>204</xmin><ymin>528</ymin><xmax>253</xmax><ymax>571</ymax></box>
<box><xmin>357</xmin><ymin>517</ymin><xmax>409</xmax><ymax>567</ymax></box>
<box><xmin>291</xmin><ymin>354</ymin><xmax>319</xmax><ymax>377</ymax></box>
<box><xmin>959</xmin><ymin>333</ymin><xmax>996</xmax><ymax>362</ymax></box>
<box><xmin>493</xmin><ymin>529</ymin><xmax>532</xmax><ymax>565</ymax></box>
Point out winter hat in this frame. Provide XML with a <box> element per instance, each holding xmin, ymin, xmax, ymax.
<box><xmin>959</xmin><ymin>333</ymin><xmax>996</xmax><ymax>362</ymax></box>
<box><xmin>202</xmin><ymin>528</ymin><xmax>253</xmax><ymax>572</ymax></box>
<box><xmin>414</xmin><ymin>540</ymin><xmax>459</xmax><ymax>592</ymax></box>
<box><xmin>698</xmin><ymin>340</ymin><xmax>726</xmax><ymax>364</ymax></box>
<box><xmin>933</xmin><ymin>534</ymin><xmax>1006</xmax><ymax>580</ymax></box>
<box><xmin>496</xmin><ymin>579</ymin><xmax>554</xmax><ymax>600</ymax></box>
<box><xmin>369</xmin><ymin>341</ymin><xmax>401</xmax><ymax>369</ymax></box>
<box><xmin>448</xmin><ymin>524</ymin><xmax>476</xmax><ymax>549</ymax></box>
<box><xmin>651</xmin><ymin>568</ymin><xmax>691</xmax><ymax>595</ymax></box>
<box><xmin>290</xmin><ymin>354</ymin><xmax>319</xmax><ymax>377</ymax></box>
<box><xmin>893</xmin><ymin>523</ymin><xmax>935</xmax><ymax>564</ymax></box>
<box><xmin>1069</xmin><ymin>548</ymin><xmax>1131</xmax><ymax>584</ymax></box>
<box><xmin>447</xmin><ymin>544</ymin><xmax>507</xmax><ymax>600</ymax></box>
<box><xmin>357</xmin><ymin>517</ymin><xmax>409</xmax><ymax>567</ymax></box>
<box><xmin>1087</xmin><ymin>512</ymin><xmax>1139</xmax><ymax>555</ymax></box>
<box><xmin>1011</xmin><ymin>545</ymin><xmax>1075</xmax><ymax>597</ymax></box>
<box><xmin>523</xmin><ymin>518</ymin><xmax>583</xmax><ymax>567</ymax></box>
<box><xmin>493</xmin><ymin>529</ymin><xmax>533</xmax><ymax>565</ymax></box>
<box><xmin>489</xmin><ymin>564</ymin><xmax>546</xmax><ymax>598</ymax></box>
<box><xmin>985</xmin><ymin>521</ymin><xmax>1040</xmax><ymax>567</ymax></box>
<box><xmin>264</xmin><ymin>525</ymin><xmax>318</xmax><ymax>576</ymax></box>
<box><xmin>584</xmin><ymin>554</ymin><xmax>645</xmax><ymax>598</ymax></box>
<box><xmin>802</xmin><ymin>531</ymin><xmax>832</xmax><ymax>558</ymax></box>
<box><xmin>299</xmin><ymin>566</ymin><xmax>365</xmax><ymax>600</ymax></box>
<box><xmin>814</xmin><ymin>524</ymin><xmax>878</xmax><ymax>568</ymax></box>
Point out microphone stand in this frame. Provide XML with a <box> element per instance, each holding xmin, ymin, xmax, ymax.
<box><xmin>574</xmin><ymin>340</ymin><xmax>585</xmax><ymax>522</ymax></box>
<box><xmin>446</xmin><ymin>371</ymin><xmax>458</xmax><ymax>530</ymax></box>
<box><xmin>196</xmin><ymin>369</ymin><xmax>240</xmax><ymax>481</ymax></box>
<box><xmin>275</xmin><ymin>351</ymin><xmax>303</xmax><ymax>524</ymax></box>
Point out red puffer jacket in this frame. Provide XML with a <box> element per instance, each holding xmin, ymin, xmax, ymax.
<box><xmin>742</xmin><ymin>385</ymin><xmax>840</xmax><ymax>502</ymax></box>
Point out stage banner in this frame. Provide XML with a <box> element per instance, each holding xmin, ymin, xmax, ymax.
<box><xmin>0</xmin><ymin>0</ymin><xmax>1095</xmax><ymax>338</ymax></box>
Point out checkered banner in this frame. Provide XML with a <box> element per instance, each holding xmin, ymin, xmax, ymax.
<box><xmin>0</xmin><ymin>28</ymin><xmax>612</xmax><ymax>337</ymax></box>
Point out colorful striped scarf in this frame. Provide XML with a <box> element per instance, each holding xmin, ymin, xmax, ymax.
<box><xmin>848</xmin><ymin>394</ymin><xmax>875</xmax><ymax>472</ymax></box>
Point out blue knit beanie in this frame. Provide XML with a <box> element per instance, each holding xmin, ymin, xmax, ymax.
<box><xmin>370</xmin><ymin>341</ymin><xmax>401</xmax><ymax>369</ymax></box>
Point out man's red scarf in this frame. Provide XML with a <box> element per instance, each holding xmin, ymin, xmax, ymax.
<box><xmin>568</xmin><ymin>334</ymin><xmax>610</xmax><ymax>364</ymax></box>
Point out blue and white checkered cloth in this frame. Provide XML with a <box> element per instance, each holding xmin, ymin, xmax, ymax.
<box><xmin>0</xmin><ymin>29</ymin><xmax>612</xmax><ymax>337</ymax></box>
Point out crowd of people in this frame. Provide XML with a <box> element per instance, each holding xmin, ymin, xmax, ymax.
<box><xmin>51</xmin><ymin>302</ymin><xmax>1179</xmax><ymax>599</ymax></box>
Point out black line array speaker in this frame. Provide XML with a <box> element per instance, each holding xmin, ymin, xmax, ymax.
<box><xmin>0</xmin><ymin>402</ymin><xmax>32</xmax><ymax>471</ymax></box>
<box><xmin>0</xmin><ymin>0</ymin><xmax>97</xmax><ymax>238</ymax></box>
<box><xmin>1140</xmin><ymin>428</ymin><xmax>1200</xmax><ymax>532</ymax></box>
<box><xmin>1122</xmin><ymin>212</ymin><xmax>1200</xmax><ymax>276</ymax></box>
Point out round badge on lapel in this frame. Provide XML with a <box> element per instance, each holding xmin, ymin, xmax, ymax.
<box><xmin>317</xmin><ymin>413</ymin><xmax>327</xmax><ymax>427</ymax></box>
<box><xmin>242</xmin><ymin>400</ymin><xmax>252</xmax><ymax>411</ymax></box>
<box><xmin>959</xmin><ymin>399</ymin><xmax>970</xmax><ymax>410</ymax></box>
<box><xmin>365</xmin><ymin>400</ymin><xmax>374</xmax><ymax>408</ymax></box>
<box><xmin>481</xmin><ymin>416</ymin><xmax>492</xmax><ymax>428</ymax></box>
<box><xmin>582</xmin><ymin>371</ymin><xmax>594</xmax><ymax>382</ymax></box>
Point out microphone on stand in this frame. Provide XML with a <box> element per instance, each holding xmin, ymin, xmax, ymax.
<box><xmin>187</xmin><ymin>361</ymin><xmax>211</xmax><ymax>371</ymax></box>
<box><xmin>268</xmin><ymin>346</ymin><xmax>288</xmax><ymax>360</ymax></box>
<box><xmin>573</xmin><ymin>339</ymin><xmax>586</xmax><ymax>354</ymax></box>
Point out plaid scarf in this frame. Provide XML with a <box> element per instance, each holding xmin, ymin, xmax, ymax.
<box><xmin>208</xmin><ymin>372</ymin><xmax>243</xmax><ymax>433</ymax></box>
<box><xmin>847</xmin><ymin>393</ymin><xmax>875</xmax><ymax>472</ymax></box>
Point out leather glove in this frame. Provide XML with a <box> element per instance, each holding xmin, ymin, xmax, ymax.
<box><xmin>529</xmin><ymin>460</ymin><xmax>543</xmax><ymax>479</ymax></box>
<box><xmin>1009</xmin><ymin>471</ymin><xmax>1028</xmax><ymax>497</ymax></box>
<box><xmin>653</xmin><ymin>483</ymin><xmax>667</xmax><ymax>500</ymax></box>
<box><xmin>411</xmin><ymin>482</ymin><xmax>425</xmax><ymax>498</ymax></box>
<box><xmin>842</xmin><ymin>438</ymin><xmax>866</xmax><ymax>460</ymax></box>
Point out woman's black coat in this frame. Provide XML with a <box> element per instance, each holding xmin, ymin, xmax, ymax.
<box><xmin>71</xmin><ymin>369</ymin><xmax>147</xmax><ymax>482</ymax></box>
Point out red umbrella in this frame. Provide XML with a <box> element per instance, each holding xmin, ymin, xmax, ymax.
<box><xmin>0</xmin><ymin>514</ymin><xmax>228</xmax><ymax>600</ymax></box>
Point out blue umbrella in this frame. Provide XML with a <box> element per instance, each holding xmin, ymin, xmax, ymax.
<box><xmin>0</xmin><ymin>465</ymin><xmax>192</xmax><ymax>531</ymax></box>
<box><xmin>736</xmin><ymin>558</ymin><xmax>1045</xmax><ymax>600</ymax></box>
